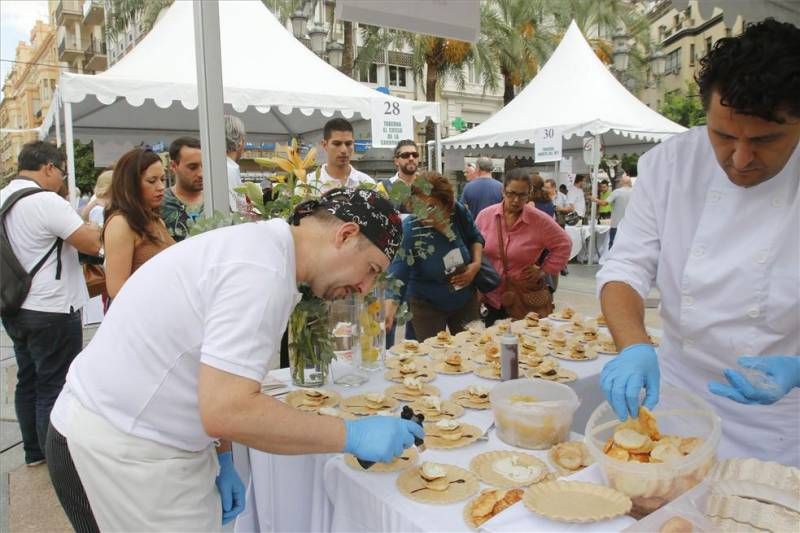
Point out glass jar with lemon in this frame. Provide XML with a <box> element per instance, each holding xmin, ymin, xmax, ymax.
<box><xmin>357</xmin><ymin>286</ymin><xmax>386</xmax><ymax>371</ymax></box>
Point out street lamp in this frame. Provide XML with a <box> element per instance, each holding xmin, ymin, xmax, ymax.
<box><xmin>612</xmin><ymin>30</ymin><xmax>630</xmax><ymax>73</ymax></box>
<box><xmin>327</xmin><ymin>41</ymin><xmax>344</xmax><ymax>68</ymax></box>
<box><xmin>291</xmin><ymin>9</ymin><xmax>308</xmax><ymax>38</ymax></box>
<box><xmin>309</xmin><ymin>24</ymin><xmax>328</xmax><ymax>55</ymax></box>
<box><xmin>650</xmin><ymin>49</ymin><xmax>666</xmax><ymax>78</ymax></box>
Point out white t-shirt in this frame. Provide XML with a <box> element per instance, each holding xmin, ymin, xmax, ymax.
<box><xmin>0</xmin><ymin>179</ymin><xmax>87</xmax><ymax>313</ymax></box>
<box><xmin>88</xmin><ymin>204</ymin><xmax>105</xmax><ymax>226</ymax></box>
<box><xmin>567</xmin><ymin>185</ymin><xmax>586</xmax><ymax>217</ymax></box>
<box><xmin>51</xmin><ymin>219</ymin><xmax>302</xmax><ymax>451</ymax></box>
<box><xmin>305</xmin><ymin>164</ymin><xmax>375</xmax><ymax>194</ymax></box>
<box><xmin>227</xmin><ymin>156</ymin><xmax>246</xmax><ymax>213</ymax></box>
<box><xmin>607</xmin><ymin>186</ymin><xmax>632</xmax><ymax>228</ymax></box>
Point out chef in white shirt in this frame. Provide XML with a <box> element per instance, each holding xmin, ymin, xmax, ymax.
<box><xmin>46</xmin><ymin>189</ymin><xmax>421</xmax><ymax>531</ymax></box>
<box><xmin>597</xmin><ymin>19</ymin><xmax>799</xmax><ymax>467</ymax></box>
<box><xmin>305</xmin><ymin>117</ymin><xmax>375</xmax><ymax>194</ymax></box>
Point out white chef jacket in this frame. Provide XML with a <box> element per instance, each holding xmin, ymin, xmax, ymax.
<box><xmin>597</xmin><ymin>126</ymin><xmax>800</xmax><ymax>467</ymax></box>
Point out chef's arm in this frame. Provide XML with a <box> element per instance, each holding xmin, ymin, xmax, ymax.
<box><xmin>197</xmin><ymin>364</ymin><xmax>346</xmax><ymax>454</ymax></box>
<box><xmin>600</xmin><ymin>281</ymin><xmax>652</xmax><ymax>349</ymax></box>
<box><xmin>216</xmin><ymin>440</ymin><xmax>232</xmax><ymax>453</ymax></box>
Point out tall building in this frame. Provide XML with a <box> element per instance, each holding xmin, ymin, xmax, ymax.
<box><xmin>0</xmin><ymin>21</ymin><xmax>59</xmax><ymax>179</ymax></box>
<box><xmin>50</xmin><ymin>0</ymin><xmax>108</xmax><ymax>74</ymax></box>
<box><xmin>639</xmin><ymin>0</ymin><xmax>745</xmax><ymax>110</ymax></box>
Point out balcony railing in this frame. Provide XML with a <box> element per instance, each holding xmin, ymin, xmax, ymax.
<box><xmin>83</xmin><ymin>0</ymin><xmax>105</xmax><ymax>26</ymax></box>
<box><xmin>55</xmin><ymin>0</ymin><xmax>82</xmax><ymax>23</ymax></box>
<box><xmin>85</xmin><ymin>39</ymin><xmax>107</xmax><ymax>57</ymax></box>
<box><xmin>58</xmin><ymin>35</ymin><xmax>83</xmax><ymax>60</ymax></box>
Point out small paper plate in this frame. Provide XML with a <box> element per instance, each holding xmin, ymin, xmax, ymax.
<box><xmin>423</xmin><ymin>421</ymin><xmax>481</xmax><ymax>449</ymax></box>
<box><xmin>343</xmin><ymin>447</ymin><xmax>418</xmax><ymax>473</ymax></box>
<box><xmin>463</xmin><ymin>488</ymin><xmax>524</xmax><ymax>530</ymax></box>
<box><xmin>434</xmin><ymin>359</ymin><xmax>476</xmax><ymax>375</ymax></box>
<box><xmin>383</xmin><ymin>362</ymin><xmax>436</xmax><ymax>383</ymax></box>
<box><xmin>470</xmin><ymin>451</ymin><xmax>550</xmax><ymax>488</ymax></box>
<box><xmin>408</xmin><ymin>399</ymin><xmax>465</xmax><ymax>422</ymax></box>
<box><xmin>385</xmin><ymin>383</ymin><xmax>441</xmax><ymax>402</ymax></box>
<box><xmin>340</xmin><ymin>394</ymin><xmax>399</xmax><ymax>416</ymax></box>
<box><xmin>526</xmin><ymin>368</ymin><xmax>578</xmax><ymax>383</ymax></box>
<box><xmin>397</xmin><ymin>464</ymin><xmax>479</xmax><ymax>504</ymax></box>
<box><xmin>284</xmin><ymin>389</ymin><xmax>341</xmax><ymax>411</ymax></box>
<box><xmin>474</xmin><ymin>365</ymin><xmax>503</xmax><ymax>380</ymax></box>
<box><xmin>523</xmin><ymin>481</ymin><xmax>632</xmax><ymax>523</ymax></box>
<box><xmin>388</xmin><ymin>344</ymin><xmax>430</xmax><ymax>358</ymax></box>
<box><xmin>547</xmin><ymin>441</ymin><xmax>594</xmax><ymax>476</ymax></box>
<box><xmin>450</xmin><ymin>389</ymin><xmax>492</xmax><ymax>410</ymax></box>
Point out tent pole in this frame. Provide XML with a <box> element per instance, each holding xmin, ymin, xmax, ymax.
<box><xmin>193</xmin><ymin>0</ymin><xmax>228</xmax><ymax>216</ymax></box>
<box><xmin>434</xmin><ymin>121</ymin><xmax>442</xmax><ymax>173</ymax></box>
<box><xmin>64</xmin><ymin>102</ymin><xmax>78</xmax><ymax>208</ymax></box>
<box><xmin>426</xmin><ymin>140</ymin><xmax>433</xmax><ymax>171</ymax></box>
<box><xmin>54</xmin><ymin>90</ymin><xmax>62</xmax><ymax>147</ymax></box>
<box><xmin>587</xmin><ymin>134</ymin><xmax>600</xmax><ymax>265</ymax></box>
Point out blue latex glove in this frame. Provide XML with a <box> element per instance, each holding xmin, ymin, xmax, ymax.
<box><xmin>709</xmin><ymin>355</ymin><xmax>800</xmax><ymax>405</ymax></box>
<box><xmin>600</xmin><ymin>343</ymin><xmax>660</xmax><ymax>420</ymax></box>
<box><xmin>215</xmin><ymin>451</ymin><xmax>245</xmax><ymax>525</ymax></box>
<box><xmin>344</xmin><ymin>416</ymin><xmax>425</xmax><ymax>463</ymax></box>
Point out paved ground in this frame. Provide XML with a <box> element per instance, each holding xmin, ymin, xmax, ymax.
<box><xmin>0</xmin><ymin>265</ymin><xmax>662</xmax><ymax>532</ymax></box>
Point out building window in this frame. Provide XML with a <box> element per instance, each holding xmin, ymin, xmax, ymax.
<box><xmin>359</xmin><ymin>63</ymin><xmax>378</xmax><ymax>84</ymax></box>
<box><xmin>665</xmin><ymin>48</ymin><xmax>681</xmax><ymax>74</ymax></box>
<box><xmin>465</xmin><ymin>121</ymin><xmax>480</xmax><ymax>130</ymax></box>
<box><xmin>467</xmin><ymin>61</ymin><xmax>482</xmax><ymax>85</ymax></box>
<box><xmin>689</xmin><ymin>43</ymin><xmax>695</xmax><ymax>66</ymax></box>
<box><xmin>705</xmin><ymin>36</ymin><xmax>713</xmax><ymax>54</ymax></box>
<box><xmin>389</xmin><ymin>65</ymin><xmax>407</xmax><ymax>87</ymax></box>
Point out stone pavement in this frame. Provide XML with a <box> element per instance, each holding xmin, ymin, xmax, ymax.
<box><xmin>0</xmin><ymin>266</ymin><xmax>661</xmax><ymax>532</ymax></box>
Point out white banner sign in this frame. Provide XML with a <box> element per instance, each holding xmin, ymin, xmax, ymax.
<box><xmin>533</xmin><ymin>127</ymin><xmax>563</xmax><ymax>163</ymax></box>
<box><xmin>370</xmin><ymin>98</ymin><xmax>413</xmax><ymax>149</ymax></box>
<box><xmin>582</xmin><ymin>136</ymin><xmax>602</xmax><ymax>167</ymax></box>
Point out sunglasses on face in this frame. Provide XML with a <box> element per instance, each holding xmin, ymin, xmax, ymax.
<box><xmin>396</xmin><ymin>152</ymin><xmax>419</xmax><ymax>160</ymax></box>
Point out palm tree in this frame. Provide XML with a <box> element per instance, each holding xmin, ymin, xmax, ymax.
<box><xmin>550</xmin><ymin>0</ymin><xmax>654</xmax><ymax>91</ymax></box>
<box><xmin>480</xmin><ymin>0</ymin><xmax>557</xmax><ymax>105</ymax></box>
<box><xmin>105</xmin><ymin>0</ymin><xmax>173</xmax><ymax>45</ymax></box>
<box><xmin>355</xmin><ymin>23</ymin><xmax>499</xmax><ymax>142</ymax></box>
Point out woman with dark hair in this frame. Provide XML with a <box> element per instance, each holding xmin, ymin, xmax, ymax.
<box><xmin>385</xmin><ymin>171</ymin><xmax>484</xmax><ymax>339</ymax></box>
<box><xmin>530</xmin><ymin>173</ymin><xmax>555</xmax><ymax>217</ymax></box>
<box><xmin>103</xmin><ymin>148</ymin><xmax>175</xmax><ymax>299</ymax></box>
<box><xmin>476</xmin><ymin>169</ymin><xmax>571</xmax><ymax>324</ymax></box>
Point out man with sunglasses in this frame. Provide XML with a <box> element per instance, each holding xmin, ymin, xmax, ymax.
<box><xmin>380</xmin><ymin>139</ymin><xmax>419</xmax><ymax>214</ymax></box>
<box><xmin>0</xmin><ymin>141</ymin><xmax>101</xmax><ymax>468</ymax></box>
<box><xmin>306</xmin><ymin>118</ymin><xmax>375</xmax><ymax>194</ymax></box>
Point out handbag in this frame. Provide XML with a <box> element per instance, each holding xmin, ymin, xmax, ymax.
<box><xmin>83</xmin><ymin>263</ymin><xmax>106</xmax><ymax>298</ymax></box>
<box><xmin>452</xmin><ymin>205</ymin><xmax>500</xmax><ymax>293</ymax></box>
<box><xmin>496</xmin><ymin>220</ymin><xmax>554</xmax><ymax>319</ymax></box>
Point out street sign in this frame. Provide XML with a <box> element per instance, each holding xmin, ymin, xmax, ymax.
<box><xmin>534</xmin><ymin>127</ymin><xmax>563</xmax><ymax>163</ymax></box>
<box><xmin>370</xmin><ymin>97</ymin><xmax>413</xmax><ymax>149</ymax></box>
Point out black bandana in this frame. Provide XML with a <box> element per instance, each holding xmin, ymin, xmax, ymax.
<box><xmin>290</xmin><ymin>188</ymin><xmax>403</xmax><ymax>259</ymax></box>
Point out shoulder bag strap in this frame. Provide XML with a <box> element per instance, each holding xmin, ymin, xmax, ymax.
<box><xmin>1</xmin><ymin>186</ymin><xmax>63</xmax><ymax>279</ymax></box>
<box><xmin>496</xmin><ymin>214</ymin><xmax>510</xmax><ymax>275</ymax></box>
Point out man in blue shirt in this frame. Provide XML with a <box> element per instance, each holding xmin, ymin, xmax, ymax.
<box><xmin>460</xmin><ymin>156</ymin><xmax>502</xmax><ymax>220</ymax></box>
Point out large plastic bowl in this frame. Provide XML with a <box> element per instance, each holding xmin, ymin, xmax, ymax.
<box><xmin>490</xmin><ymin>378</ymin><xmax>580</xmax><ymax>449</ymax></box>
<box><xmin>584</xmin><ymin>385</ymin><xmax>721</xmax><ymax>518</ymax></box>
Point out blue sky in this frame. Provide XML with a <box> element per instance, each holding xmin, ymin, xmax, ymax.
<box><xmin>0</xmin><ymin>0</ymin><xmax>50</xmax><ymax>100</ymax></box>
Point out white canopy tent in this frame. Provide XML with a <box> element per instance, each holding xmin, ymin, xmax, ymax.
<box><xmin>441</xmin><ymin>21</ymin><xmax>687</xmax><ymax>263</ymax></box>
<box><xmin>40</xmin><ymin>0</ymin><xmax>440</xmax><ymax>205</ymax></box>
<box><xmin>442</xmin><ymin>21</ymin><xmax>686</xmax><ymax>155</ymax></box>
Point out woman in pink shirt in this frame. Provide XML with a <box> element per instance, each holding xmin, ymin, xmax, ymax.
<box><xmin>475</xmin><ymin>169</ymin><xmax>572</xmax><ymax>325</ymax></box>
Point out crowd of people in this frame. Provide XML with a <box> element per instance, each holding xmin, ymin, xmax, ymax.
<box><xmin>0</xmin><ymin>18</ymin><xmax>796</xmax><ymax>532</ymax></box>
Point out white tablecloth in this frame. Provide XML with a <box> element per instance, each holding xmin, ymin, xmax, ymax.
<box><xmin>566</xmin><ymin>224</ymin><xmax>612</xmax><ymax>263</ymax></box>
<box><xmin>236</xmin><ymin>351</ymin><xmax>613</xmax><ymax>533</ymax></box>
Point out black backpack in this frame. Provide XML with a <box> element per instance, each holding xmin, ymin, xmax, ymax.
<box><xmin>1</xmin><ymin>183</ymin><xmax>63</xmax><ymax>317</ymax></box>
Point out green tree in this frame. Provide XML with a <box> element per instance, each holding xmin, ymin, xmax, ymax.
<box><xmin>105</xmin><ymin>0</ymin><xmax>174</xmax><ymax>44</ymax></box>
<box><xmin>481</xmin><ymin>0</ymin><xmax>556</xmax><ymax>105</ymax></box>
<box><xmin>659</xmin><ymin>83</ymin><xmax>707</xmax><ymax>128</ymax></box>
<box><xmin>73</xmin><ymin>140</ymin><xmax>100</xmax><ymax>195</ymax></box>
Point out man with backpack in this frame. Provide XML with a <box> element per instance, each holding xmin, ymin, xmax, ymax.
<box><xmin>0</xmin><ymin>141</ymin><xmax>101</xmax><ymax>467</ymax></box>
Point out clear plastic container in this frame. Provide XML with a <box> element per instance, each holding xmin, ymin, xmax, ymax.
<box><xmin>490</xmin><ymin>378</ymin><xmax>580</xmax><ymax>449</ymax></box>
<box><xmin>584</xmin><ymin>385</ymin><xmax>721</xmax><ymax>518</ymax></box>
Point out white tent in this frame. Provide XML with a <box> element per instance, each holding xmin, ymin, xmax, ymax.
<box><xmin>41</xmin><ymin>0</ymin><xmax>440</xmax><ymax>201</ymax></box>
<box><xmin>442</xmin><ymin>21</ymin><xmax>687</xmax><ymax>264</ymax></box>
<box><xmin>441</xmin><ymin>21</ymin><xmax>686</xmax><ymax>157</ymax></box>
